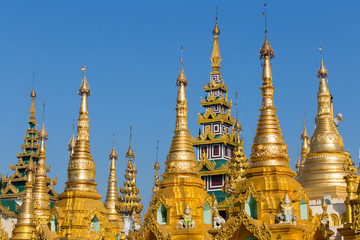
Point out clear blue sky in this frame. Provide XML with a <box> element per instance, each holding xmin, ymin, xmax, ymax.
<box><xmin>0</xmin><ymin>1</ymin><xmax>359</xmax><ymax>216</ymax></box>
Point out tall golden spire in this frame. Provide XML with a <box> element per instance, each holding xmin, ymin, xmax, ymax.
<box><xmin>52</xmin><ymin>63</ymin><xmax>112</xmax><ymax>238</ymax></box>
<box><xmin>104</xmin><ymin>134</ymin><xmax>122</xmax><ymax>229</ymax></box>
<box><xmin>68</xmin><ymin>119</ymin><xmax>76</xmax><ymax>157</ymax></box>
<box><xmin>249</xmin><ymin>3</ymin><xmax>291</xmax><ymax>171</ymax></box>
<box><xmin>29</xmin><ymin>75</ymin><xmax>37</xmax><ymax>124</ymax></box>
<box><xmin>117</xmin><ymin>127</ymin><xmax>143</xmax><ymax>216</ymax></box>
<box><xmin>59</xmin><ymin>62</ymin><xmax>101</xmax><ymax>200</ymax></box>
<box><xmin>11</xmin><ymin>162</ymin><xmax>37</xmax><ymax>239</ymax></box>
<box><xmin>152</xmin><ymin>140</ymin><xmax>160</xmax><ymax>194</ymax></box>
<box><xmin>210</xmin><ymin>6</ymin><xmax>221</xmax><ymax>75</ymax></box>
<box><xmin>33</xmin><ymin>101</ymin><xmax>50</xmax><ymax>225</ymax></box>
<box><xmin>297</xmin><ymin>47</ymin><xmax>353</xmax><ymax>199</ymax></box>
<box><xmin>163</xmin><ymin>48</ymin><xmax>198</xmax><ymax>178</ymax></box>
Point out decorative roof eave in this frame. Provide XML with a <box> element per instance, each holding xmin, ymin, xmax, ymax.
<box><xmin>193</xmin><ymin>131</ymin><xmax>239</xmax><ymax>147</ymax></box>
<box><xmin>20</xmin><ymin>143</ymin><xmax>39</xmax><ymax>149</ymax></box>
<box><xmin>0</xmin><ymin>182</ymin><xmax>19</xmax><ymax>195</ymax></box>
<box><xmin>198</xmin><ymin>108</ymin><xmax>235</xmax><ymax>126</ymax></box>
<box><xmin>204</xmin><ymin>80</ymin><xmax>228</xmax><ymax>92</ymax></box>
<box><xmin>197</xmin><ymin>158</ymin><xmax>216</xmax><ymax>171</ymax></box>
<box><xmin>0</xmin><ymin>203</ymin><xmax>18</xmax><ymax>217</ymax></box>
<box><xmin>199</xmin><ymin>168</ymin><xmax>229</xmax><ymax>176</ymax></box>
<box><xmin>212</xmin><ymin>210</ymin><xmax>272</xmax><ymax>240</ymax></box>
<box><xmin>201</xmin><ymin>95</ymin><xmax>232</xmax><ymax>108</ymax></box>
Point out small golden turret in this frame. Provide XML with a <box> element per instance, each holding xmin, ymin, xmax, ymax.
<box><xmin>297</xmin><ymin>48</ymin><xmax>356</xmax><ymax>199</ymax></box>
<box><xmin>11</xmin><ymin>161</ymin><xmax>37</xmax><ymax>239</ymax></box>
<box><xmin>117</xmin><ymin>127</ymin><xmax>143</xmax><ymax>217</ymax></box>
<box><xmin>104</xmin><ymin>134</ymin><xmax>122</xmax><ymax>233</ymax></box>
<box><xmin>152</xmin><ymin>140</ymin><xmax>160</xmax><ymax>194</ymax></box>
<box><xmin>67</xmin><ymin>119</ymin><xmax>76</xmax><ymax>158</ymax></box>
<box><xmin>210</xmin><ymin>6</ymin><xmax>221</xmax><ymax>75</ymax></box>
<box><xmin>299</xmin><ymin>117</ymin><xmax>310</xmax><ymax>172</ymax></box>
<box><xmin>33</xmin><ymin>102</ymin><xmax>50</xmax><ymax>225</ymax></box>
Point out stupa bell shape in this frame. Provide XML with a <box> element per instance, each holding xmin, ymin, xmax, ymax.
<box><xmin>297</xmin><ymin>55</ymin><xmax>357</xmax><ymax>199</ymax></box>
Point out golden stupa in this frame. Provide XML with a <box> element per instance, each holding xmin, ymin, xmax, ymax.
<box><xmin>296</xmin><ymin>50</ymin><xmax>357</xmax><ymax>199</ymax></box>
<box><xmin>212</xmin><ymin>4</ymin><xmax>331</xmax><ymax>239</ymax></box>
<box><xmin>11</xmin><ymin>161</ymin><xmax>37</xmax><ymax>239</ymax></box>
<box><xmin>104</xmin><ymin>135</ymin><xmax>123</xmax><ymax>235</ymax></box>
<box><xmin>50</xmin><ymin>64</ymin><xmax>113</xmax><ymax>239</ymax></box>
<box><xmin>135</xmin><ymin>55</ymin><xmax>213</xmax><ymax>240</ymax></box>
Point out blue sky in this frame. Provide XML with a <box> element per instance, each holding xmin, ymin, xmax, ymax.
<box><xmin>0</xmin><ymin>1</ymin><xmax>359</xmax><ymax>216</ymax></box>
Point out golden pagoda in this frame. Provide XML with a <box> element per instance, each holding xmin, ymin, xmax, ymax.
<box><xmin>296</xmin><ymin>49</ymin><xmax>357</xmax><ymax>199</ymax></box>
<box><xmin>192</xmin><ymin>11</ymin><xmax>239</xmax><ymax>217</ymax></box>
<box><xmin>50</xmin><ymin>63</ymin><xmax>113</xmax><ymax>239</ymax></box>
<box><xmin>11</xmin><ymin>161</ymin><xmax>37</xmax><ymax>239</ymax></box>
<box><xmin>136</xmin><ymin>55</ymin><xmax>213</xmax><ymax>240</ymax></box>
<box><xmin>33</xmin><ymin>103</ymin><xmax>51</xmax><ymax>227</ymax></box>
<box><xmin>104</xmin><ymin>135</ymin><xmax>123</xmax><ymax>235</ymax></box>
<box><xmin>212</xmin><ymin>4</ymin><xmax>330</xmax><ymax>239</ymax></box>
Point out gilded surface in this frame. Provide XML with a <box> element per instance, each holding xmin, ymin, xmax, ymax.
<box><xmin>297</xmin><ymin>53</ymin><xmax>357</xmax><ymax>200</ymax></box>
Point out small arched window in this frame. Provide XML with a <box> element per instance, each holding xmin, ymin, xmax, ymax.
<box><xmin>300</xmin><ymin>198</ymin><xmax>307</xmax><ymax>220</ymax></box>
<box><xmin>329</xmin><ymin>214</ymin><xmax>339</xmax><ymax>226</ymax></box>
<box><xmin>50</xmin><ymin>215</ymin><xmax>57</xmax><ymax>232</ymax></box>
<box><xmin>157</xmin><ymin>204</ymin><xmax>167</xmax><ymax>225</ymax></box>
<box><xmin>340</xmin><ymin>213</ymin><xmax>346</xmax><ymax>225</ymax></box>
<box><xmin>245</xmin><ymin>195</ymin><xmax>257</xmax><ymax>219</ymax></box>
<box><xmin>91</xmin><ymin>215</ymin><xmax>100</xmax><ymax>232</ymax></box>
<box><xmin>203</xmin><ymin>202</ymin><xmax>211</xmax><ymax>224</ymax></box>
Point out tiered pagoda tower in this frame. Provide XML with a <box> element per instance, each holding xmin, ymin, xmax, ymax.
<box><xmin>137</xmin><ymin>58</ymin><xmax>213</xmax><ymax>240</ymax></box>
<box><xmin>193</xmin><ymin>16</ymin><xmax>239</xmax><ymax>216</ymax></box>
<box><xmin>116</xmin><ymin>129</ymin><xmax>143</xmax><ymax>234</ymax></box>
<box><xmin>0</xmin><ymin>85</ymin><xmax>57</xmax><ymax>237</ymax></box>
<box><xmin>50</xmin><ymin>64</ymin><xmax>113</xmax><ymax>239</ymax></box>
<box><xmin>213</xmin><ymin>5</ymin><xmax>330</xmax><ymax>239</ymax></box>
